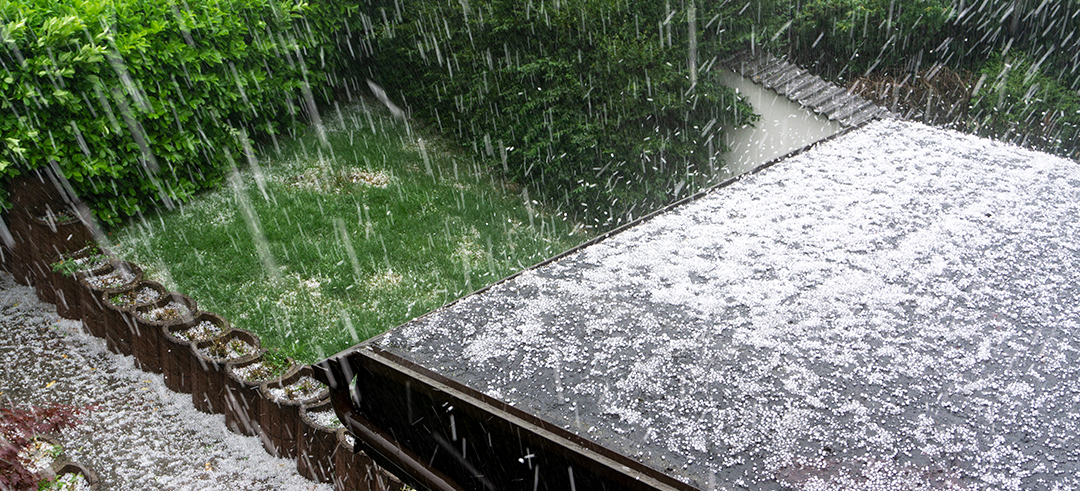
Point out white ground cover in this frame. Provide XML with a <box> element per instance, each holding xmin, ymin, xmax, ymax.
<box><xmin>0</xmin><ymin>274</ymin><xmax>330</xmax><ymax>491</ymax></box>
<box><xmin>383</xmin><ymin>119</ymin><xmax>1080</xmax><ymax>490</ymax></box>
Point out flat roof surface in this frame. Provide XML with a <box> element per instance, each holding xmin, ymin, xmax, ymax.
<box><xmin>380</xmin><ymin>119</ymin><xmax>1080</xmax><ymax>490</ymax></box>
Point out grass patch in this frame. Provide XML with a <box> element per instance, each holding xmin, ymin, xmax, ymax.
<box><xmin>109</xmin><ymin>102</ymin><xmax>585</xmax><ymax>363</ymax></box>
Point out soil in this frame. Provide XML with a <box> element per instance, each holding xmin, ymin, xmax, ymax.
<box><xmin>306</xmin><ymin>410</ymin><xmax>343</xmax><ymax>430</ymax></box>
<box><xmin>232</xmin><ymin>361</ymin><xmax>288</xmax><ymax>382</ymax></box>
<box><xmin>0</xmin><ymin>272</ymin><xmax>331</xmax><ymax>490</ymax></box>
<box><xmin>71</xmin><ymin>256</ymin><xmax>107</xmax><ymax>271</ymax></box>
<box><xmin>201</xmin><ymin>338</ymin><xmax>255</xmax><ymax>360</ymax></box>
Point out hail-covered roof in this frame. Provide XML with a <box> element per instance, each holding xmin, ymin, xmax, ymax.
<box><xmin>381</xmin><ymin>119</ymin><xmax>1080</xmax><ymax>490</ymax></box>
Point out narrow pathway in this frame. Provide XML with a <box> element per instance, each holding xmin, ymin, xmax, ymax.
<box><xmin>0</xmin><ymin>273</ymin><xmax>332</xmax><ymax>490</ymax></box>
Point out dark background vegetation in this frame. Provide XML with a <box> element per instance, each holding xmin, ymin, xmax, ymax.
<box><xmin>2</xmin><ymin>0</ymin><xmax>1079</xmax><ymax>230</ymax></box>
<box><xmin>776</xmin><ymin>0</ymin><xmax>1080</xmax><ymax>158</ymax></box>
<box><xmin>355</xmin><ymin>0</ymin><xmax>761</xmax><ymax>228</ymax></box>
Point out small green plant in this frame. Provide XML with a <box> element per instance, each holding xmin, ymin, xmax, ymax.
<box><xmin>108</xmin><ymin>293</ymin><xmax>130</xmax><ymax>306</ymax></box>
<box><xmin>179</xmin><ymin>320</ymin><xmax>223</xmax><ymax>343</ymax></box>
<box><xmin>38</xmin><ymin>209</ymin><xmax>79</xmax><ymax>225</ymax></box>
<box><xmin>261</xmin><ymin>349</ymin><xmax>292</xmax><ymax>377</ymax></box>
<box><xmin>230</xmin><ymin>340</ymin><xmax>249</xmax><ymax>357</ymax></box>
<box><xmin>143</xmin><ymin>306</ymin><xmax>186</xmax><ymax>322</ymax></box>
<box><xmin>160</xmin><ymin>308</ymin><xmax>183</xmax><ymax>320</ymax></box>
<box><xmin>282</xmin><ymin>378</ymin><xmax>323</xmax><ymax>401</ymax></box>
<box><xmin>206</xmin><ymin>340</ymin><xmax>228</xmax><ymax>359</ymax></box>
<box><xmin>36</xmin><ymin>471</ymin><xmax>84</xmax><ymax>491</ymax></box>
<box><xmin>206</xmin><ymin>338</ymin><xmax>249</xmax><ymax>359</ymax></box>
<box><xmin>240</xmin><ymin>350</ymin><xmax>293</xmax><ymax>381</ymax></box>
<box><xmin>50</xmin><ymin>247</ymin><xmax>106</xmax><ymax>278</ymax></box>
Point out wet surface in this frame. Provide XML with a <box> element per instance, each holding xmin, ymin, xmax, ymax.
<box><xmin>717</xmin><ymin>69</ymin><xmax>843</xmax><ymax>178</ymax></box>
<box><xmin>0</xmin><ymin>275</ymin><xmax>330</xmax><ymax>491</ymax></box>
<box><xmin>382</xmin><ymin>120</ymin><xmax>1080</xmax><ymax>490</ymax></box>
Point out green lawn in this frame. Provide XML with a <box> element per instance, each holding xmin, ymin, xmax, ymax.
<box><xmin>109</xmin><ymin>102</ymin><xmax>585</xmax><ymax>363</ymax></box>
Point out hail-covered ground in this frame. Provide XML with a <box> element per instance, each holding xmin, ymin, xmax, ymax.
<box><xmin>382</xmin><ymin>119</ymin><xmax>1080</xmax><ymax>490</ymax></box>
<box><xmin>0</xmin><ymin>275</ymin><xmax>330</xmax><ymax>491</ymax></box>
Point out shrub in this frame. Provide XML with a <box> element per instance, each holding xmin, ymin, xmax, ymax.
<box><xmin>0</xmin><ymin>403</ymin><xmax>87</xmax><ymax>490</ymax></box>
<box><xmin>949</xmin><ymin>0</ymin><xmax>1080</xmax><ymax>91</ymax></box>
<box><xmin>967</xmin><ymin>52</ymin><xmax>1080</xmax><ymax>159</ymax></box>
<box><xmin>779</xmin><ymin>0</ymin><xmax>1080</xmax><ymax>93</ymax></box>
<box><xmin>0</xmin><ymin>0</ymin><xmax>355</xmax><ymax>224</ymax></box>
<box><xmin>358</xmin><ymin>0</ymin><xmax>762</xmax><ymax>228</ymax></box>
<box><xmin>781</xmin><ymin>0</ymin><xmax>952</xmax><ymax>81</ymax></box>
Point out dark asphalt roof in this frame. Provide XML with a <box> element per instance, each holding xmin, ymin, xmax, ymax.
<box><xmin>380</xmin><ymin>119</ymin><xmax>1080</xmax><ymax>490</ymax></box>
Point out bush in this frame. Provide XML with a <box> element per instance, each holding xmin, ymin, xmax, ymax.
<box><xmin>781</xmin><ymin>0</ymin><xmax>952</xmax><ymax>81</ymax></box>
<box><xmin>780</xmin><ymin>0</ymin><xmax>1080</xmax><ymax>92</ymax></box>
<box><xmin>0</xmin><ymin>0</ymin><xmax>355</xmax><ymax>224</ymax></box>
<box><xmin>358</xmin><ymin>0</ymin><xmax>762</xmax><ymax>228</ymax></box>
<box><xmin>0</xmin><ymin>403</ymin><xmax>86</xmax><ymax>490</ymax></box>
<box><xmin>968</xmin><ymin>52</ymin><xmax>1080</xmax><ymax>159</ymax></box>
<box><xmin>949</xmin><ymin>0</ymin><xmax>1080</xmax><ymax>91</ymax></box>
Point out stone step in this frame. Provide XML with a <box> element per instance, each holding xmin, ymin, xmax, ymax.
<box><xmin>817</xmin><ymin>91</ymin><xmax>859</xmax><ymax>117</ymax></box>
<box><xmin>752</xmin><ymin>60</ymin><xmax>790</xmax><ymax>83</ymax></box>
<box><xmin>845</xmin><ymin>106</ymin><xmax>889</xmax><ymax>127</ymax></box>
<box><xmin>801</xmin><ymin>86</ymin><xmax>848</xmax><ymax>109</ymax></box>
<box><xmin>788</xmin><ymin>78</ymin><xmax>831</xmax><ymax>102</ymax></box>
<box><xmin>764</xmin><ymin>67</ymin><xmax>805</xmax><ymax>90</ymax></box>
<box><xmin>830</xmin><ymin>99</ymin><xmax>875</xmax><ymax>122</ymax></box>
<box><xmin>720</xmin><ymin>49</ymin><xmax>889</xmax><ymax>128</ymax></box>
<box><xmin>746</xmin><ymin>55</ymin><xmax>783</xmax><ymax>79</ymax></box>
<box><xmin>776</xmin><ymin>73</ymin><xmax>817</xmax><ymax>96</ymax></box>
<box><xmin>738</xmin><ymin>56</ymin><xmax>772</xmax><ymax>78</ymax></box>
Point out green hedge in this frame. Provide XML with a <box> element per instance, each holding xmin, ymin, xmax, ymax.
<box><xmin>359</xmin><ymin>0</ymin><xmax>761</xmax><ymax>228</ymax></box>
<box><xmin>0</xmin><ymin>0</ymin><xmax>354</xmax><ymax>224</ymax></box>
